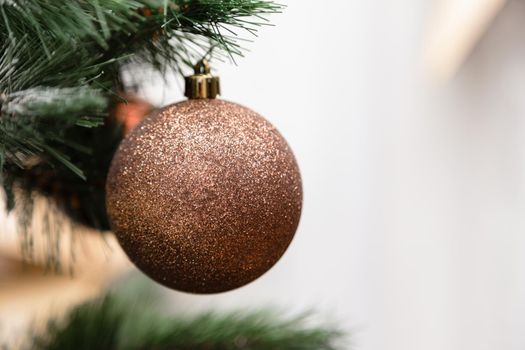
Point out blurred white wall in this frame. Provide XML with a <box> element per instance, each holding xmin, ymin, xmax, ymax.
<box><xmin>144</xmin><ymin>1</ymin><xmax>525</xmax><ymax>349</ymax></box>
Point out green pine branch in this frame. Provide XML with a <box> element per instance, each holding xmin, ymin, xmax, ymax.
<box><xmin>1</xmin><ymin>86</ymin><xmax>106</xmax><ymax>176</ymax></box>
<box><xmin>29</xmin><ymin>292</ymin><xmax>346</xmax><ymax>350</ymax></box>
<box><xmin>0</xmin><ymin>0</ymin><xmax>283</xmax><ymax>176</ymax></box>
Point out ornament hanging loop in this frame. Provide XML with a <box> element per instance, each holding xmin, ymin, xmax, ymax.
<box><xmin>194</xmin><ymin>59</ymin><xmax>211</xmax><ymax>74</ymax></box>
<box><xmin>184</xmin><ymin>59</ymin><xmax>220</xmax><ymax>99</ymax></box>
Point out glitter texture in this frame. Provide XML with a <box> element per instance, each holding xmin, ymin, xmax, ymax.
<box><xmin>106</xmin><ymin>99</ymin><xmax>302</xmax><ymax>293</ymax></box>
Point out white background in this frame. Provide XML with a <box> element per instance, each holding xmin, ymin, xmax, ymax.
<box><xmin>145</xmin><ymin>1</ymin><xmax>525</xmax><ymax>350</ymax></box>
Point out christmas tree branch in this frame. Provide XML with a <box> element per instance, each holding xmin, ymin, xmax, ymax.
<box><xmin>1</xmin><ymin>87</ymin><xmax>106</xmax><ymax>175</ymax></box>
<box><xmin>0</xmin><ymin>0</ymin><xmax>283</xmax><ymax>175</ymax></box>
<box><xmin>30</xmin><ymin>290</ymin><xmax>345</xmax><ymax>350</ymax></box>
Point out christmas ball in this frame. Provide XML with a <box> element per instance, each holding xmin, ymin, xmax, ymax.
<box><xmin>106</xmin><ymin>99</ymin><xmax>302</xmax><ymax>293</ymax></box>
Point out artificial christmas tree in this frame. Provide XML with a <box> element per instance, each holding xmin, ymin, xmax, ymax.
<box><xmin>0</xmin><ymin>1</ymin><xmax>343</xmax><ymax>348</ymax></box>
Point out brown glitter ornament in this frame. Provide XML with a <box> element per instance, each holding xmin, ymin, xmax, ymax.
<box><xmin>106</xmin><ymin>61</ymin><xmax>302</xmax><ymax>293</ymax></box>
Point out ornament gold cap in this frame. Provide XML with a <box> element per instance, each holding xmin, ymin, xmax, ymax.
<box><xmin>184</xmin><ymin>59</ymin><xmax>220</xmax><ymax>99</ymax></box>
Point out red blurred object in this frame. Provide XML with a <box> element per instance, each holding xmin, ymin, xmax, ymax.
<box><xmin>114</xmin><ymin>94</ymin><xmax>154</xmax><ymax>134</ymax></box>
